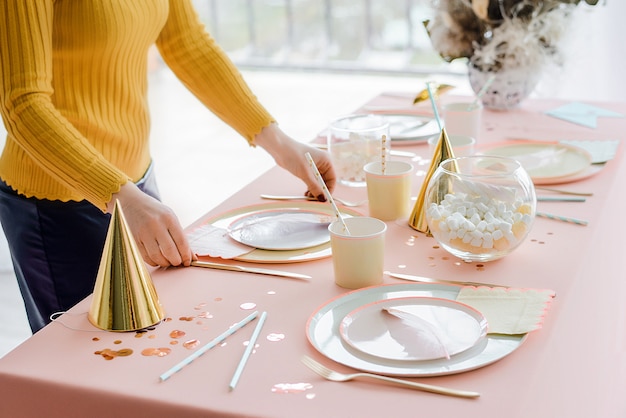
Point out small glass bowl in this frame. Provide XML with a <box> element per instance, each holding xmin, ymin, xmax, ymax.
<box><xmin>327</xmin><ymin>114</ymin><xmax>390</xmax><ymax>187</ymax></box>
<box><xmin>425</xmin><ymin>156</ymin><xmax>536</xmax><ymax>262</ymax></box>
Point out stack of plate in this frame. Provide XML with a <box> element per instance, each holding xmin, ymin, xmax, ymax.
<box><xmin>482</xmin><ymin>142</ymin><xmax>595</xmax><ymax>185</ymax></box>
<box><xmin>306</xmin><ymin>283</ymin><xmax>526</xmax><ymax>377</ymax></box>
<box><xmin>204</xmin><ymin>202</ymin><xmax>361</xmax><ymax>263</ymax></box>
<box><xmin>382</xmin><ymin>114</ymin><xmax>440</xmax><ymax>145</ymax></box>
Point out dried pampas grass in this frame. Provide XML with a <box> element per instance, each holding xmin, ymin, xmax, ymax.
<box><xmin>426</xmin><ymin>0</ymin><xmax>600</xmax><ymax>71</ymax></box>
<box><xmin>470</xmin><ymin>6</ymin><xmax>574</xmax><ymax>72</ymax></box>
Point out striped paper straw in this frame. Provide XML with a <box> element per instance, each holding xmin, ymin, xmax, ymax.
<box><xmin>426</xmin><ymin>81</ymin><xmax>443</xmax><ymax>131</ymax></box>
<box><xmin>159</xmin><ymin>311</ymin><xmax>259</xmax><ymax>382</ymax></box>
<box><xmin>229</xmin><ymin>311</ymin><xmax>267</xmax><ymax>390</ymax></box>
<box><xmin>536</xmin><ymin>212</ymin><xmax>588</xmax><ymax>226</ymax></box>
<box><xmin>304</xmin><ymin>152</ymin><xmax>350</xmax><ymax>234</ymax></box>
<box><xmin>381</xmin><ymin>134</ymin><xmax>387</xmax><ymax>175</ymax></box>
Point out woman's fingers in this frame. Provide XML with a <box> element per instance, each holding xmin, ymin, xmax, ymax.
<box><xmin>110</xmin><ymin>183</ymin><xmax>194</xmax><ymax>268</ymax></box>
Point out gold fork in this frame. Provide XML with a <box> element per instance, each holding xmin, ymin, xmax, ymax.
<box><xmin>300</xmin><ymin>355</ymin><xmax>480</xmax><ymax>398</ymax></box>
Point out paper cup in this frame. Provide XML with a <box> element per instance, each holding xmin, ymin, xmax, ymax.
<box><xmin>329</xmin><ymin>217</ymin><xmax>386</xmax><ymax>289</ymax></box>
<box><xmin>428</xmin><ymin>135</ymin><xmax>476</xmax><ymax>158</ymax></box>
<box><xmin>442</xmin><ymin>102</ymin><xmax>483</xmax><ymax>140</ymax></box>
<box><xmin>364</xmin><ymin>161</ymin><xmax>413</xmax><ymax>221</ymax></box>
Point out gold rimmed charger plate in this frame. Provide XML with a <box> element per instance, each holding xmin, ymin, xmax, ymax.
<box><xmin>481</xmin><ymin>142</ymin><xmax>593</xmax><ymax>185</ymax></box>
<box><xmin>202</xmin><ymin>201</ymin><xmax>362</xmax><ymax>264</ymax></box>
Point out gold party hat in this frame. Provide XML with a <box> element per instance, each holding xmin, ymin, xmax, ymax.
<box><xmin>408</xmin><ymin>127</ymin><xmax>457</xmax><ymax>233</ymax></box>
<box><xmin>88</xmin><ymin>200</ymin><xmax>165</xmax><ymax>332</ymax></box>
<box><xmin>412</xmin><ymin>83</ymin><xmax>455</xmax><ymax>104</ymax></box>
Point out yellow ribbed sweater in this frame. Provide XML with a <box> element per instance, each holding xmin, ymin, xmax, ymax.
<box><xmin>0</xmin><ymin>0</ymin><xmax>274</xmax><ymax>211</ymax></box>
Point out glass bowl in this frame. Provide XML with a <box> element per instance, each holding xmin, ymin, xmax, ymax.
<box><xmin>425</xmin><ymin>156</ymin><xmax>536</xmax><ymax>262</ymax></box>
<box><xmin>327</xmin><ymin>114</ymin><xmax>390</xmax><ymax>187</ymax></box>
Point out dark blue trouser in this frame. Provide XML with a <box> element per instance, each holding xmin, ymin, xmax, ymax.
<box><xmin>0</xmin><ymin>164</ymin><xmax>160</xmax><ymax>333</ymax></box>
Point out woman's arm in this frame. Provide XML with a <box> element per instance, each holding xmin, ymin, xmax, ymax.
<box><xmin>155</xmin><ymin>0</ymin><xmax>274</xmax><ymax>145</ymax></box>
<box><xmin>156</xmin><ymin>1</ymin><xmax>336</xmax><ymax>197</ymax></box>
<box><xmin>254</xmin><ymin>124</ymin><xmax>336</xmax><ymax>199</ymax></box>
<box><xmin>0</xmin><ymin>1</ymin><xmax>128</xmax><ymax>210</ymax></box>
<box><xmin>1</xmin><ymin>2</ymin><xmax>193</xmax><ymax>267</ymax></box>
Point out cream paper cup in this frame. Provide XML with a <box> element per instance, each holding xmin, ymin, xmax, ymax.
<box><xmin>428</xmin><ymin>134</ymin><xmax>476</xmax><ymax>158</ymax></box>
<box><xmin>442</xmin><ymin>102</ymin><xmax>483</xmax><ymax>140</ymax></box>
<box><xmin>364</xmin><ymin>160</ymin><xmax>413</xmax><ymax>221</ymax></box>
<box><xmin>329</xmin><ymin>217</ymin><xmax>387</xmax><ymax>289</ymax></box>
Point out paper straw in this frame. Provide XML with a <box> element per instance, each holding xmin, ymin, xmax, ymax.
<box><xmin>159</xmin><ymin>311</ymin><xmax>259</xmax><ymax>382</ymax></box>
<box><xmin>304</xmin><ymin>152</ymin><xmax>350</xmax><ymax>234</ymax></box>
<box><xmin>536</xmin><ymin>212</ymin><xmax>588</xmax><ymax>226</ymax></box>
<box><xmin>536</xmin><ymin>196</ymin><xmax>586</xmax><ymax>202</ymax></box>
<box><xmin>425</xmin><ymin>81</ymin><xmax>443</xmax><ymax>131</ymax></box>
<box><xmin>468</xmin><ymin>74</ymin><xmax>496</xmax><ymax>110</ymax></box>
<box><xmin>381</xmin><ymin>134</ymin><xmax>387</xmax><ymax>175</ymax></box>
<box><xmin>229</xmin><ymin>311</ymin><xmax>267</xmax><ymax>391</ymax></box>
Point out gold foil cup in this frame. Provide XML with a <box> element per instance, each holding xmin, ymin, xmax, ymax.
<box><xmin>88</xmin><ymin>200</ymin><xmax>165</xmax><ymax>332</ymax></box>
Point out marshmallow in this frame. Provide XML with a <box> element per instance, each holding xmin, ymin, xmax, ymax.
<box><xmin>427</xmin><ymin>192</ymin><xmax>533</xmax><ymax>253</ymax></box>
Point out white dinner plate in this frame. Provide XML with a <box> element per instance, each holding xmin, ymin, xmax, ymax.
<box><xmin>203</xmin><ymin>202</ymin><xmax>362</xmax><ymax>263</ymax></box>
<box><xmin>339</xmin><ymin>296</ymin><xmax>488</xmax><ymax>362</ymax></box>
<box><xmin>306</xmin><ymin>283</ymin><xmax>526</xmax><ymax>377</ymax></box>
<box><xmin>228</xmin><ymin>209</ymin><xmax>333</xmax><ymax>251</ymax></box>
<box><xmin>316</xmin><ymin>114</ymin><xmax>438</xmax><ymax>146</ymax></box>
<box><xmin>381</xmin><ymin>114</ymin><xmax>440</xmax><ymax>144</ymax></box>
<box><xmin>481</xmin><ymin>142</ymin><xmax>593</xmax><ymax>185</ymax></box>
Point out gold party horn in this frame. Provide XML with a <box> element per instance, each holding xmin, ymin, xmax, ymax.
<box><xmin>408</xmin><ymin>127</ymin><xmax>457</xmax><ymax>233</ymax></box>
<box><xmin>88</xmin><ymin>200</ymin><xmax>165</xmax><ymax>332</ymax></box>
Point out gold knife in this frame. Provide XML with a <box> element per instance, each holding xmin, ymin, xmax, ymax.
<box><xmin>385</xmin><ymin>271</ymin><xmax>507</xmax><ymax>288</ymax></box>
<box><xmin>191</xmin><ymin>260</ymin><xmax>311</xmax><ymax>280</ymax></box>
<box><xmin>311</xmin><ymin>143</ymin><xmax>416</xmax><ymax>158</ymax></box>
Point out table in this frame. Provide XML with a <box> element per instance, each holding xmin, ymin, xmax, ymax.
<box><xmin>1</xmin><ymin>95</ymin><xmax>625</xmax><ymax>418</ymax></box>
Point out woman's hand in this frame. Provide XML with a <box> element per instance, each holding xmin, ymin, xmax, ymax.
<box><xmin>255</xmin><ymin>123</ymin><xmax>336</xmax><ymax>200</ymax></box>
<box><xmin>107</xmin><ymin>183</ymin><xmax>196</xmax><ymax>267</ymax></box>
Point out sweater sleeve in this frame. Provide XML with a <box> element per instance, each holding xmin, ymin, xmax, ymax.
<box><xmin>0</xmin><ymin>1</ymin><xmax>129</xmax><ymax>210</ymax></box>
<box><xmin>155</xmin><ymin>0</ymin><xmax>275</xmax><ymax>146</ymax></box>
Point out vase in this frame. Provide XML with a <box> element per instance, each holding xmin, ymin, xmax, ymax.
<box><xmin>467</xmin><ymin>63</ymin><xmax>542</xmax><ymax>110</ymax></box>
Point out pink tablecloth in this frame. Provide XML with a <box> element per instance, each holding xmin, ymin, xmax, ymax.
<box><xmin>1</xmin><ymin>96</ymin><xmax>625</xmax><ymax>418</ymax></box>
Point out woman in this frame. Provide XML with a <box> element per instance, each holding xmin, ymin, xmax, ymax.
<box><xmin>0</xmin><ymin>1</ymin><xmax>335</xmax><ymax>333</ymax></box>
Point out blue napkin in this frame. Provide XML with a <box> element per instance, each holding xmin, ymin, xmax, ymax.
<box><xmin>545</xmin><ymin>102</ymin><xmax>624</xmax><ymax>129</ymax></box>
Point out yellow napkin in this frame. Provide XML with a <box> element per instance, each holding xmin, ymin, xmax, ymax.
<box><xmin>456</xmin><ymin>287</ymin><xmax>556</xmax><ymax>335</ymax></box>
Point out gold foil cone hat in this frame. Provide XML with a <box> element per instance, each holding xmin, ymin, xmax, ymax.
<box><xmin>89</xmin><ymin>200</ymin><xmax>165</xmax><ymax>332</ymax></box>
<box><xmin>408</xmin><ymin>127</ymin><xmax>457</xmax><ymax>233</ymax></box>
